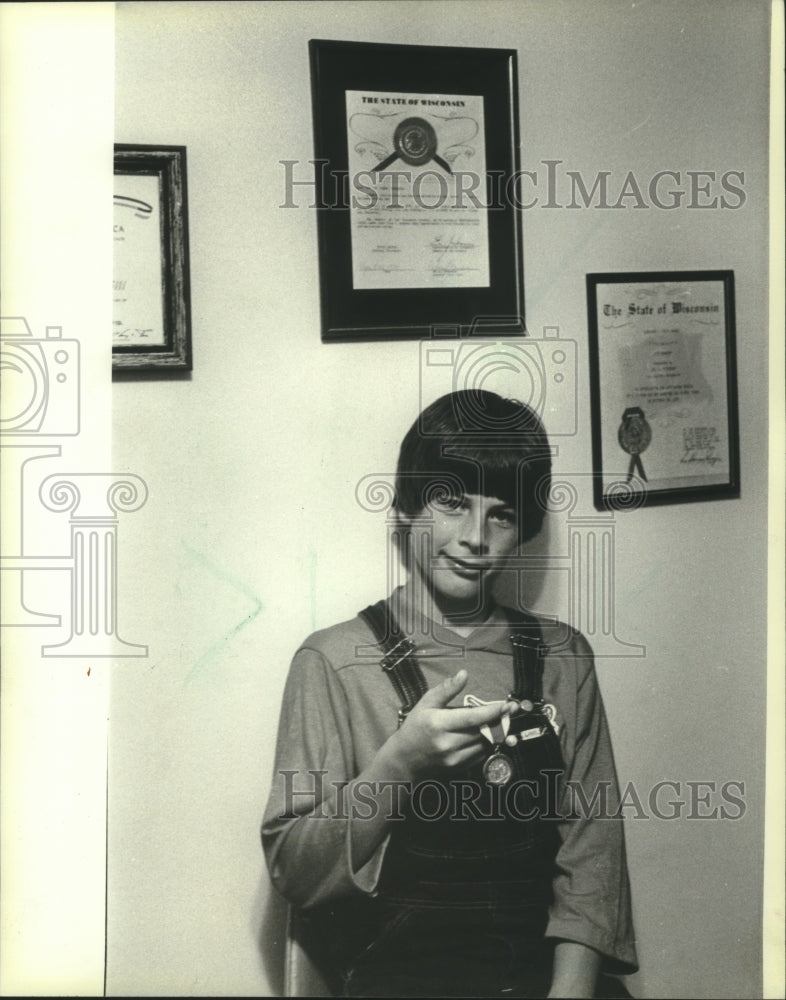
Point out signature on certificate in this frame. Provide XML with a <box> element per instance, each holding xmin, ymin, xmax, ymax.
<box><xmin>680</xmin><ymin>425</ymin><xmax>723</xmax><ymax>466</ymax></box>
<box><xmin>429</xmin><ymin>235</ymin><xmax>477</xmax><ymax>255</ymax></box>
<box><xmin>113</xmin><ymin>326</ymin><xmax>155</xmax><ymax>342</ymax></box>
<box><xmin>428</xmin><ymin>264</ymin><xmax>482</xmax><ymax>279</ymax></box>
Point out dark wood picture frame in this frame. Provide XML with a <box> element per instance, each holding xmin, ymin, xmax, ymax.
<box><xmin>586</xmin><ymin>270</ymin><xmax>740</xmax><ymax>510</ymax></box>
<box><xmin>308</xmin><ymin>39</ymin><xmax>524</xmax><ymax>342</ymax></box>
<box><xmin>112</xmin><ymin>144</ymin><xmax>192</xmax><ymax>373</ymax></box>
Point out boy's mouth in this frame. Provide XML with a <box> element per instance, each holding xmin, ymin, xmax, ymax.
<box><xmin>442</xmin><ymin>554</ymin><xmax>490</xmax><ymax>576</ymax></box>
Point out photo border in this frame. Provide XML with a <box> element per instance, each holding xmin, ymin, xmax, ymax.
<box><xmin>586</xmin><ymin>269</ymin><xmax>740</xmax><ymax>510</ymax></box>
<box><xmin>112</xmin><ymin>143</ymin><xmax>192</xmax><ymax>373</ymax></box>
<box><xmin>309</xmin><ymin>38</ymin><xmax>524</xmax><ymax>342</ymax></box>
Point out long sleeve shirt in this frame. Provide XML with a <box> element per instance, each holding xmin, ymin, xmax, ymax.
<box><xmin>262</xmin><ymin>588</ymin><xmax>638</xmax><ymax>975</ymax></box>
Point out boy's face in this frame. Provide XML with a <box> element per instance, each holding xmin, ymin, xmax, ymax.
<box><xmin>399</xmin><ymin>492</ymin><xmax>520</xmax><ymax>614</ymax></box>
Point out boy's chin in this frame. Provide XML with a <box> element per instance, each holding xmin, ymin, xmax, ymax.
<box><xmin>428</xmin><ymin>575</ymin><xmax>499</xmax><ymax>614</ymax></box>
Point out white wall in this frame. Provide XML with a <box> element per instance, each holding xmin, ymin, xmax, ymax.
<box><xmin>110</xmin><ymin>2</ymin><xmax>772</xmax><ymax>997</ymax></box>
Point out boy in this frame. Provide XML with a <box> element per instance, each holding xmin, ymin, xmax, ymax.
<box><xmin>262</xmin><ymin>389</ymin><xmax>637</xmax><ymax>998</ymax></box>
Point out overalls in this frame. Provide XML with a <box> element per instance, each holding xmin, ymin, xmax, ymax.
<box><xmin>342</xmin><ymin>601</ymin><xmax>566</xmax><ymax>998</ymax></box>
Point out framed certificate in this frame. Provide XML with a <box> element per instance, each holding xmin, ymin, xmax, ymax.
<box><xmin>308</xmin><ymin>39</ymin><xmax>524</xmax><ymax>341</ymax></box>
<box><xmin>586</xmin><ymin>270</ymin><xmax>740</xmax><ymax>510</ymax></box>
<box><xmin>113</xmin><ymin>144</ymin><xmax>192</xmax><ymax>373</ymax></box>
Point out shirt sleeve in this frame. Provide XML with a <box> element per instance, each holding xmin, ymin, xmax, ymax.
<box><xmin>261</xmin><ymin>644</ymin><xmax>390</xmax><ymax>909</ymax></box>
<box><xmin>544</xmin><ymin>632</ymin><xmax>639</xmax><ymax>975</ymax></box>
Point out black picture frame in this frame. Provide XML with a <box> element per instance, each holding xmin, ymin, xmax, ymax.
<box><xmin>112</xmin><ymin>144</ymin><xmax>192</xmax><ymax>373</ymax></box>
<box><xmin>308</xmin><ymin>39</ymin><xmax>524</xmax><ymax>342</ymax></box>
<box><xmin>586</xmin><ymin>270</ymin><xmax>740</xmax><ymax>510</ymax></box>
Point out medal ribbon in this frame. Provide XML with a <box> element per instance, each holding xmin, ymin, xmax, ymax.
<box><xmin>626</xmin><ymin>453</ymin><xmax>648</xmax><ymax>482</ymax></box>
<box><xmin>375</xmin><ymin>148</ymin><xmax>452</xmax><ymax>174</ymax></box>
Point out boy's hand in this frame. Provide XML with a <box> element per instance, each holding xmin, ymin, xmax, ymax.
<box><xmin>385</xmin><ymin>670</ymin><xmax>516</xmax><ymax>781</ymax></box>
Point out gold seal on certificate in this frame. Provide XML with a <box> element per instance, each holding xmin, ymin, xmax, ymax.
<box><xmin>374</xmin><ymin>117</ymin><xmax>452</xmax><ymax>174</ymax></box>
<box><xmin>618</xmin><ymin>407</ymin><xmax>652</xmax><ymax>483</ymax></box>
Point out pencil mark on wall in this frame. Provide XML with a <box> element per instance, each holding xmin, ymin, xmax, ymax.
<box><xmin>181</xmin><ymin>539</ymin><xmax>264</xmax><ymax>683</ymax></box>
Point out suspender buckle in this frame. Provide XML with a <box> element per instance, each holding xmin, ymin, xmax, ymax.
<box><xmin>380</xmin><ymin>637</ymin><xmax>415</xmax><ymax>672</ymax></box>
<box><xmin>359</xmin><ymin>601</ymin><xmax>428</xmax><ymax>728</ymax></box>
<box><xmin>509</xmin><ymin>632</ymin><xmax>540</xmax><ymax>650</ymax></box>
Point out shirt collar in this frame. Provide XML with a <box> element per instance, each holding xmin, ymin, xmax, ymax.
<box><xmin>388</xmin><ymin>583</ymin><xmax>514</xmax><ymax>655</ymax></box>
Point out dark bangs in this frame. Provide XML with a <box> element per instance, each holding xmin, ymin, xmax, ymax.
<box><xmin>394</xmin><ymin>390</ymin><xmax>552</xmax><ymax>542</ymax></box>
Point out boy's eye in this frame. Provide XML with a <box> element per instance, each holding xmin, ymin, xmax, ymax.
<box><xmin>490</xmin><ymin>508</ymin><xmax>517</xmax><ymax>528</ymax></box>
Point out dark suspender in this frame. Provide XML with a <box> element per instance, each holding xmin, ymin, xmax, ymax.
<box><xmin>359</xmin><ymin>601</ymin><xmax>429</xmax><ymax>726</ymax></box>
<box><xmin>359</xmin><ymin>600</ymin><xmax>546</xmax><ymax>724</ymax></box>
<box><xmin>509</xmin><ymin>621</ymin><xmax>546</xmax><ymax>704</ymax></box>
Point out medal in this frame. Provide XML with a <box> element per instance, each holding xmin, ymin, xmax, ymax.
<box><xmin>465</xmin><ymin>694</ymin><xmax>514</xmax><ymax>786</ymax></box>
<box><xmin>482</xmin><ymin>752</ymin><xmax>514</xmax><ymax>786</ymax></box>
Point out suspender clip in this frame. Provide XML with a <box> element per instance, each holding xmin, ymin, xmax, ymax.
<box><xmin>509</xmin><ymin>632</ymin><xmax>541</xmax><ymax>650</ymax></box>
<box><xmin>380</xmin><ymin>637</ymin><xmax>415</xmax><ymax>671</ymax></box>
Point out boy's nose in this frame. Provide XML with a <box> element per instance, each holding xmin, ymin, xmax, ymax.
<box><xmin>458</xmin><ymin>511</ymin><xmax>484</xmax><ymax>550</ymax></box>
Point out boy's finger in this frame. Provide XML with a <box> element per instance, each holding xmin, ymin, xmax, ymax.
<box><xmin>442</xmin><ymin>700</ymin><xmax>513</xmax><ymax>730</ymax></box>
<box><xmin>450</xmin><ymin>742</ymin><xmax>488</xmax><ymax>768</ymax></box>
<box><xmin>419</xmin><ymin>669</ymin><xmax>468</xmax><ymax>708</ymax></box>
